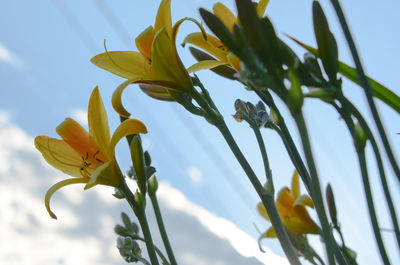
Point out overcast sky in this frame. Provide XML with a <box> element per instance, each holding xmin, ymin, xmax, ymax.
<box><xmin>1</xmin><ymin>0</ymin><xmax>400</xmax><ymax>264</ymax></box>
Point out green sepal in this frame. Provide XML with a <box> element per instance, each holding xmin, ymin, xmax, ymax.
<box><xmin>312</xmin><ymin>1</ymin><xmax>338</xmax><ymax>84</ymax></box>
<box><xmin>130</xmin><ymin>135</ymin><xmax>147</xmax><ymax>195</ymax></box>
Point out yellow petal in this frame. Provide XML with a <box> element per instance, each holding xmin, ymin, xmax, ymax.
<box><xmin>139</xmin><ymin>84</ymin><xmax>175</xmax><ymax>102</ymax></box>
<box><xmin>110</xmin><ymin>118</ymin><xmax>148</xmax><ymax>156</ymax></box>
<box><xmin>84</xmin><ymin>160</ymin><xmax>123</xmax><ymax>189</ymax></box>
<box><xmin>256</xmin><ymin>0</ymin><xmax>270</xmax><ymax>17</ymax></box>
<box><xmin>135</xmin><ymin>26</ymin><xmax>155</xmax><ymax>60</ymax></box>
<box><xmin>276</xmin><ymin>187</ymin><xmax>295</xmax><ymax>218</ymax></box>
<box><xmin>227</xmin><ymin>52</ymin><xmax>242</xmax><ymax>72</ymax></box>
<box><xmin>183</xmin><ymin>32</ymin><xmax>228</xmax><ymax>62</ymax></box>
<box><xmin>294</xmin><ymin>194</ymin><xmax>314</xmax><ymax>208</ymax></box>
<box><xmin>45</xmin><ymin>177</ymin><xmax>89</xmax><ymax>219</ymax></box>
<box><xmin>187</xmin><ymin>60</ymin><xmax>228</xmax><ymax>73</ymax></box>
<box><xmin>56</xmin><ymin>118</ymin><xmax>99</xmax><ymax>161</ymax></box>
<box><xmin>34</xmin><ymin>136</ymin><xmax>83</xmax><ymax>177</ymax></box>
<box><xmin>213</xmin><ymin>2</ymin><xmax>236</xmax><ymax>32</ymax></box>
<box><xmin>151</xmin><ymin>29</ymin><xmax>192</xmax><ymax>91</ymax></box>
<box><xmin>289</xmin><ymin>207</ymin><xmax>319</xmax><ymax>234</ymax></box>
<box><xmin>257</xmin><ymin>202</ymin><xmax>270</xmax><ymax>221</ymax></box>
<box><xmin>88</xmin><ymin>87</ymin><xmax>112</xmax><ymax>161</ymax></box>
<box><xmin>291</xmin><ymin>170</ymin><xmax>300</xmax><ymax>199</ymax></box>
<box><xmin>112</xmin><ymin>78</ymin><xmax>180</xmax><ymax>117</ymax></box>
<box><xmin>91</xmin><ymin>51</ymin><xmax>149</xmax><ymax>79</ymax></box>
<box><xmin>258</xmin><ymin>227</ymin><xmax>276</xmax><ymax>252</ymax></box>
<box><xmin>154</xmin><ymin>0</ymin><xmax>172</xmax><ymax>36</ymax></box>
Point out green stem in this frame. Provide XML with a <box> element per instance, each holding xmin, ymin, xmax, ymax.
<box><xmin>251</xmin><ymin>123</ymin><xmax>273</xmax><ymax>184</ymax></box>
<box><xmin>215</xmin><ymin>119</ymin><xmax>301</xmax><ymax>265</ymax></box>
<box><xmin>356</xmin><ymin>148</ymin><xmax>391</xmax><ymax>265</ymax></box>
<box><xmin>149</xmin><ymin>194</ymin><xmax>178</xmax><ymax>265</ymax></box>
<box><xmin>120</xmin><ymin>181</ymin><xmax>160</xmax><ymax>265</ymax></box>
<box><xmin>293</xmin><ymin>112</ymin><xmax>338</xmax><ymax>265</ymax></box>
<box><xmin>329</xmin><ymin>0</ymin><xmax>400</xmax><ymax>184</ymax></box>
<box><xmin>131</xmin><ymin>235</ymin><xmax>170</xmax><ymax>265</ymax></box>
<box><xmin>339</xmin><ymin>99</ymin><xmax>400</xmax><ymax>250</ymax></box>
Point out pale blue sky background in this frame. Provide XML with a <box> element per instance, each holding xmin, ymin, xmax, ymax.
<box><xmin>0</xmin><ymin>0</ymin><xmax>399</xmax><ymax>264</ymax></box>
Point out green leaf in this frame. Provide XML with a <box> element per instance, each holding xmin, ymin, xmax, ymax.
<box><xmin>288</xmin><ymin>36</ymin><xmax>400</xmax><ymax>113</ymax></box>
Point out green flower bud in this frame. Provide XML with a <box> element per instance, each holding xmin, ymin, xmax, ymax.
<box><xmin>326</xmin><ymin>183</ymin><xmax>338</xmax><ymax>228</ymax></box>
<box><xmin>354</xmin><ymin>123</ymin><xmax>367</xmax><ymax>150</ymax></box>
<box><xmin>147</xmin><ymin>176</ymin><xmax>159</xmax><ymax>196</ymax></box>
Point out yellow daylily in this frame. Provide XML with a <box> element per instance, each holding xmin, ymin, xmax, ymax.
<box><xmin>257</xmin><ymin>171</ymin><xmax>319</xmax><ymax>239</ymax></box>
<box><xmin>91</xmin><ymin>0</ymin><xmax>214</xmax><ymax>116</ymax></box>
<box><xmin>183</xmin><ymin>0</ymin><xmax>270</xmax><ymax>73</ymax></box>
<box><xmin>34</xmin><ymin>87</ymin><xmax>147</xmax><ymax>219</ymax></box>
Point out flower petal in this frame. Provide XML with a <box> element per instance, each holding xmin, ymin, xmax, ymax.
<box><xmin>152</xmin><ymin>29</ymin><xmax>192</xmax><ymax>91</ymax></box>
<box><xmin>154</xmin><ymin>0</ymin><xmax>172</xmax><ymax>36</ymax></box>
<box><xmin>45</xmin><ymin>177</ymin><xmax>89</xmax><ymax>219</ymax></box>
<box><xmin>294</xmin><ymin>194</ymin><xmax>314</xmax><ymax>208</ymax></box>
<box><xmin>183</xmin><ymin>32</ymin><xmax>228</xmax><ymax>61</ymax></box>
<box><xmin>84</xmin><ymin>160</ymin><xmax>123</xmax><ymax>189</ymax></box>
<box><xmin>257</xmin><ymin>202</ymin><xmax>270</xmax><ymax>221</ymax></box>
<box><xmin>276</xmin><ymin>187</ymin><xmax>295</xmax><ymax>217</ymax></box>
<box><xmin>88</xmin><ymin>87</ymin><xmax>112</xmax><ymax>161</ymax></box>
<box><xmin>227</xmin><ymin>52</ymin><xmax>242</xmax><ymax>72</ymax></box>
<box><xmin>35</xmin><ymin>136</ymin><xmax>84</xmax><ymax>177</ymax></box>
<box><xmin>110</xmin><ymin>118</ymin><xmax>148</xmax><ymax>156</ymax></box>
<box><xmin>213</xmin><ymin>2</ymin><xmax>236</xmax><ymax>32</ymax></box>
<box><xmin>135</xmin><ymin>26</ymin><xmax>155</xmax><ymax>60</ymax></box>
<box><xmin>56</xmin><ymin>118</ymin><xmax>99</xmax><ymax>160</ymax></box>
<box><xmin>256</xmin><ymin>0</ymin><xmax>270</xmax><ymax>17</ymax></box>
<box><xmin>291</xmin><ymin>170</ymin><xmax>300</xmax><ymax>199</ymax></box>
<box><xmin>139</xmin><ymin>84</ymin><xmax>175</xmax><ymax>101</ymax></box>
<box><xmin>91</xmin><ymin>51</ymin><xmax>149</xmax><ymax>79</ymax></box>
<box><xmin>187</xmin><ymin>60</ymin><xmax>228</xmax><ymax>73</ymax></box>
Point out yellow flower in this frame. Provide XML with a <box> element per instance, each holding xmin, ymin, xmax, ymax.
<box><xmin>257</xmin><ymin>171</ymin><xmax>319</xmax><ymax>238</ymax></box>
<box><xmin>91</xmin><ymin>0</ymin><xmax>213</xmax><ymax>116</ymax></box>
<box><xmin>34</xmin><ymin>87</ymin><xmax>147</xmax><ymax>219</ymax></box>
<box><xmin>183</xmin><ymin>0</ymin><xmax>270</xmax><ymax>73</ymax></box>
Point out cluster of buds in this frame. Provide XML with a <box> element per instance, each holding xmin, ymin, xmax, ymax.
<box><xmin>233</xmin><ymin>99</ymin><xmax>271</xmax><ymax>128</ymax></box>
<box><xmin>114</xmin><ymin>212</ymin><xmax>142</xmax><ymax>263</ymax></box>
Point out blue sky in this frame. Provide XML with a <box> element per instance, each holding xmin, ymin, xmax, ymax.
<box><xmin>1</xmin><ymin>0</ymin><xmax>399</xmax><ymax>264</ymax></box>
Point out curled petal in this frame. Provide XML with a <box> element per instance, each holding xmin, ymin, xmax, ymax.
<box><xmin>294</xmin><ymin>194</ymin><xmax>314</xmax><ymax>208</ymax></box>
<box><xmin>110</xmin><ymin>119</ymin><xmax>148</xmax><ymax>156</ymax></box>
<box><xmin>135</xmin><ymin>26</ymin><xmax>155</xmax><ymax>60</ymax></box>
<box><xmin>183</xmin><ymin>32</ymin><xmax>228</xmax><ymax>61</ymax></box>
<box><xmin>90</xmin><ymin>51</ymin><xmax>149</xmax><ymax>79</ymax></box>
<box><xmin>88</xmin><ymin>87</ymin><xmax>111</xmax><ymax>161</ymax></box>
<box><xmin>139</xmin><ymin>84</ymin><xmax>175</xmax><ymax>102</ymax></box>
<box><xmin>187</xmin><ymin>60</ymin><xmax>228</xmax><ymax>73</ymax></box>
<box><xmin>45</xmin><ymin>177</ymin><xmax>89</xmax><ymax>219</ymax></box>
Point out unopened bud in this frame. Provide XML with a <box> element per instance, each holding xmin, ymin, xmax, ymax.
<box><xmin>353</xmin><ymin>123</ymin><xmax>367</xmax><ymax>150</ymax></box>
<box><xmin>269</xmin><ymin>108</ymin><xmax>280</xmax><ymax>125</ymax></box>
<box><xmin>134</xmin><ymin>191</ymin><xmax>146</xmax><ymax>211</ymax></box>
<box><xmin>147</xmin><ymin>176</ymin><xmax>159</xmax><ymax>196</ymax></box>
<box><xmin>326</xmin><ymin>183</ymin><xmax>338</xmax><ymax>227</ymax></box>
<box><xmin>287</xmin><ymin>70</ymin><xmax>304</xmax><ymax>114</ymax></box>
<box><xmin>114</xmin><ymin>224</ymin><xmax>128</xmax><ymax>236</ymax></box>
<box><xmin>255</xmin><ymin>101</ymin><xmax>266</xmax><ymax>112</ymax></box>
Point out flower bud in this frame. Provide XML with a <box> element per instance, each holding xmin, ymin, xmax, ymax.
<box><xmin>325</xmin><ymin>183</ymin><xmax>338</xmax><ymax>227</ymax></box>
<box><xmin>353</xmin><ymin>123</ymin><xmax>367</xmax><ymax>150</ymax></box>
<box><xmin>114</xmin><ymin>224</ymin><xmax>128</xmax><ymax>236</ymax></box>
<box><xmin>147</xmin><ymin>176</ymin><xmax>159</xmax><ymax>196</ymax></box>
<box><xmin>269</xmin><ymin>108</ymin><xmax>280</xmax><ymax>125</ymax></box>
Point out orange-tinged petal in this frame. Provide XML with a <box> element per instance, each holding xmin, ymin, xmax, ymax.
<box><xmin>276</xmin><ymin>187</ymin><xmax>295</xmax><ymax>209</ymax></box>
<box><xmin>187</xmin><ymin>60</ymin><xmax>228</xmax><ymax>73</ymax></box>
<box><xmin>135</xmin><ymin>26</ymin><xmax>155</xmax><ymax>60</ymax></box>
<box><xmin>265</xmin><ymin>227</ymin><xmax>277</xmax><ymax>238</ymax></box>
<box><xmin>110</xmin><ymin>119</ymin><xmax>148</xmax><ymax>156</ymax></box>
<box><xmin>151</xmin><ymin>29</ymin><xmax>192</xmax><ymax>90</ymax></box>
<box><xmin>45</xmin><ymin>177</ymin><xmax>89</xmax><ymax>219</ymax></box>
<box><xmin>256</xmin><ymin>0</ymin><xmax>270</xmax><ymax>17</ymax></box>
<box><xmin>294</xmin><ymin>194</ymin><xmax>314</xmax><ymax>208</ymax></box>
<box><xmin>84</xmin><ymin>160</ymin><xmax>123</xmax><ymax>189</ymax></box>
<box><xmin>154</xmin><ymin>0</ymin><xmax>172</xmax><ymax>36</ymax></box>
<box><xmin>139</xmin><ymin>84</ymin><xmax>175</xmax><ymax>102</ymax></box>
<box><xmin>91</xmin><ymin>51</ymin><xmax>149</xmax><ymax>79</ymax></box>
<box><xmin>290</xmin><ymin>207</ymin><xmax>319</xmax><ymax>234</ymax></box>
<box><xmin>257</xmin><ymin>202</ymin><xmax>270</xmax><ymax>221</ymax></box>
<box><xmin>35</xmin><ymin>136</ymin><xmax>84</xmax><ymax>178</ymax></box>
<box><xmin>183</xmin><ymin>32</ymin><xmax>228</xmax><ymax>61</ymax></box>
<box><xmin>56</xmin><ymin>118</ymin><xmax>99</xmax><ymax>161</ymax></box>
<box><xmin>291</xmin><ymin>170</ymin><xmax>300</xmax><ymax>199</ymax></box>
<box><xmin>213</xmin><ymin>2</ymin><xmax>236</xmax><ymax>32</ymax></box>
<box><xmin>88</xmin><ymin>87</ymin><xmax>111</xmax><ymax>161</ymax></box>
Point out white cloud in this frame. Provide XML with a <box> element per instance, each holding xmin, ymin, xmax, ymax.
<box><xmin>0</xmin><ymin>111</ymin><xmax>286</xmax><ymax>265</ymax></box>
<box><xmin>0</xmin><ymin>42</ymin><xmax>25</xmax><ymax>70</ymax></box>
<box><xmin>187</xmin><ymin>166</ymin><xmax>203</xmax><ymax>185</ymax></box>
<box><xmin>71</xmin><ymin>108</ymin><xmax>88</xmax><ymax>126</ymax></box>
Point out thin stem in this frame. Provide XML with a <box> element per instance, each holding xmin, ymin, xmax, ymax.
<box><xmin>329</xmin><ymin>0</ymin><xmax>400</xmax><ymax>184</ymax></box>
<box><xmin>120</xmin><ymin>181</ymin><xmax>160</xmax><ymax>265</ymax></box>
<box><xmin>293</xmin><ymin>112</ymin><xmax>339</xmax><ymax>265</ymax></box>
<box><xmin>149</xmin><ymin>194</ymin><xmax>178</xmax><ymax>265</ymax></box>
<box><xmin>251</xmin><ymin>123</ymin><xmax>273</xmax><ymax>183</ymax></box>
<box><xmin>356</xmin><ymin>149</ymin><xmax>391</xmax><ymax>265</ymax></box>
<box><xmin>339</xmin><ymin>99</ymin><xmax>400</xmax><ymax>250</ymax></box>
